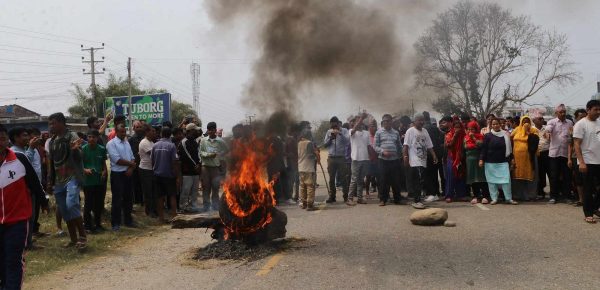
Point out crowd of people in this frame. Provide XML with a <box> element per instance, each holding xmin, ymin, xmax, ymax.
<box><xmin>323</xmin><ymin>100</ymin><xmax>600</xmax><ymax>222</ymax></box>
<box><xmin>1</xmin><ymin>99</ymin><xmax>600</xmax><ymax>289</ymax></box>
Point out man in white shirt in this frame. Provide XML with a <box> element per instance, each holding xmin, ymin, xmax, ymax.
<box><xmin>573</xmin><ymin>100</ymin><xmax>600</xmax><ymax>222</ymax></box>
<box><xmin>403</xmin><ymin>114</ymin><xmax>438</xmax><ymax>209</ymax></box>
<box><xmin>346</xmin><ymin>114</ymin><xmax>371</xmax><ymax>206</ymax></box>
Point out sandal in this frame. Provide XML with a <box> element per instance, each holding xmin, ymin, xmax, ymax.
<box><xmin>585</xmin><ymin>217</ymin><xmax>597</xmax><ymax>224</ymax></box>
<box><xmin>481</xmin><ymin>198</ymin><xmax>489</xmax><ymax>204</ymax></box>
<box><xmin>75</xmin><ymin>237</ymin><xmax>87</xmax><ymax>250</ymax></box>
<box><xmin>470</xmin><ymin>198</ymin><xmax>478</xmax><ymax>205</ymax></box>
<box><xmin>445</xmin><ymin>198</ymin><xmax>452</xmax><ymax>203</ymax></box>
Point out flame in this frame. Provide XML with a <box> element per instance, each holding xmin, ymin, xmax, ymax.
<box><xmin>221</xmin><ymin>135</ymin><xmax>276</xmax><ymax>238</ymax></box>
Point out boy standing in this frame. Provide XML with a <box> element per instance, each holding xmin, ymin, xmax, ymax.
<box><xmin>81</xmin><ymin>130</ymin><xmax>108</xmax><ymax>232</ymax></box>
<box><xmin>298</xmin><ymin>130</ymin><xmax>319</xmax><ymax>211</ymax></box>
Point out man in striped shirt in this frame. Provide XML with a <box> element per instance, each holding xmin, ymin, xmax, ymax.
<box><xmin>374</xmin><ymin>114</ymin><xmax>403</xmax><ymax>206</ymax></box>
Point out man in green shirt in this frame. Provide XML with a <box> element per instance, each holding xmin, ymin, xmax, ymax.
<box><xmin>81</xmin><ymin>130</ymin><xmax>108</xmax><ymax>232</ymax></box>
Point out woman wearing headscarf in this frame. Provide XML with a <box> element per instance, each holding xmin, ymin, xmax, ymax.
<box><xmin>511</xmin><ymin>116</ymin><xmax>540</xmax><ymax>200</ymax></box>
<box><xmin>444</xmin><ymin>118</ymin><xmax>467</xmax><ymax>202</ymax></box>
<box><xmin>479</xmin><ymin>118</ymin><xmax>518</xmax><ymax>204</ymax></box>
<box><xmin>464</xmin><ymin>121</ymin><xmax>489</xmax><ymax>204</ymax></box>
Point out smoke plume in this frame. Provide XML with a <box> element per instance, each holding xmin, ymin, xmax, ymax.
<box><xmin>206</xmin><ymin>0</ymin><xmax>436</xmax><ymax>118</ymax></box>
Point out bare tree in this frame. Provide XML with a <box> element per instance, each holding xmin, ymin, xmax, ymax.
<box><xmin>415</xmin><ymin>1</ymin><xmax>578</xmax><ymax>118</ymax></box>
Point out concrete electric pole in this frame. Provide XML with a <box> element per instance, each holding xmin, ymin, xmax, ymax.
<box><xmin>190</xmin><ymin>63</ymin><xmax>201</xmax><ymax>116</ymax></box>
<box><xmin>82</xmin><ymin>43</ymin><xmax>105</xmax><ymax>117</ymax></box>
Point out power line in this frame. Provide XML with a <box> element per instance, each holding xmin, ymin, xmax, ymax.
<box><xmin>0</xmin><ymin>24</ymin><xmax>99</xmax><ymax>43</ymax></box>
<box><xmin>0</xmin><ymin>59</ymin><xmax>81</xmax><ymax>68</ymax></box>
<box><xmin>0</xmin><ymin>70</ymin><xmax>81</xmax><ymax>75</ymax></box>
<box><xmin>0</xmin><ymin>30</ymin><xmax>82</xmax><ymax>45</ymax></box>
<box><xmin>0</xmin><ymin>44</ymin><xmax>81</xmax><ymax>56</ymax></box>
<box><xmin>0</xmin><ymin>76</ymin><xmax>88</xmax><ymax>84</ymax></box>
<box><xmin>0</xmin><ymin>47</ymin><xmax>80</xmax><ymax>57</ymax></box>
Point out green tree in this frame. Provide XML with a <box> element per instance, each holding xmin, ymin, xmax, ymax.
<box><xmin>171</xmin><ymin>101</ymin><xmax>199</xmax><ymax>127</ymax></box>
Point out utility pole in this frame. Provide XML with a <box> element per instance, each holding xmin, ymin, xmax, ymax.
<box><xmin>127</xmin><ymin>57</ymin><xmax>133</xmax><ymax>134</ymax></box>
<box><xmin>190</xmin><ymin>63</ymin><xmax>201</xmax><ymax>116</ymax></box>
<box><xmin>82</xmin><ymin>43</ymin><xmax>105</xmax><ymax>117</ymax></box>
<box><xmin>246</xmin><ymin>114</ymin><xmax>256</xmax><ymax>126</ymax></box>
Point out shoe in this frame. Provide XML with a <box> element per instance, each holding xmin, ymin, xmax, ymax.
<box><xmin>411</xmin><ymin>202</ymin><xmax>426</xmax><ymax>209</ymax></box>
<box><xmin>490</xmin><ymin>200</ymin><xmax>498</xmax><ymax>205</ymax></box>
<box><xmin>299</xmin><ymin>203</ymin><xmax>307</xmax><ymax>209</ymax></box>
<box><xmin>112</xmin><ymin>225</ymin><xmax>120</xmax><ymax>232</ymax></box>
<box><xmin>481</xmin><ymin>198</ymin><xmax>489</xmax><ymax>204</ymax></box>
<box><xmin>424</xmin><ymin>195</ymin><xmax>439</xmax><ymax>203</ymax></box>
<box><xmin>306</xmin><ymin>206</ymin><xmax>317</xmax><ymax>211</ymax></box>
<box><xmin>325</xmin><ymin>198</ymin><xmax>336</xmax><ymax>204</ymax></box>
<box><xmin>346</xmin><ymin>199</ymin><xmax>357</xmax><ymax>206</ymax></box>
<box><xmin>507</xmin><ymin>200</ymin><xmax>518</xmax><ymax>205</ymax></box>
<box><xmin>55</xmin><ymin>230</ymin><xmax>66</xmax><ymax>237</ymax></box>
<box><xmin>379</xmin><ymin>201</ymin><xmax>386</xmax><ymax>206</ymax></box>
<box><xmin>285</xmin><ymin>199</ymin><xmax>296</xmax><ymax>206</ymax></box>
<box><xmin>445</xmin><ymin>198</ymin><xmax>452</xmax><ymax>203</ymax></box>
<box><xmin>548</xmin><ymin>199</ymin><xmax>556</xmax><ymax>204</ymax></box>
<box><xmin>357</xmin><ymin>199</ymin><xmax>367</xmax><ymax>204</ymax></box>
<box><xmin>470</xmin><ymin>198</ymin><xmax>478</xmax><ymax>205</ymax></box>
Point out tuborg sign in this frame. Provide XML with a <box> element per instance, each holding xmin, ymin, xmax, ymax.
<box><xmin>104</xmin><ymin>93</ymin><xmax>171</xmax><ymax>127</ymax></box>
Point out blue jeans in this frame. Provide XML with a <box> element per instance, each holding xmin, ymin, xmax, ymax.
<box><xmin>54</xmin><ymin>178</ymin><xmax>82</xmax><ymax>222</ymax></box>
<box><xmin>0</xmin><ymin>220</ymin><xmax>28</xmax><ymax>290</ymax></box>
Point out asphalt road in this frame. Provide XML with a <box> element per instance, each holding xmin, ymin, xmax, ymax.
<box><xmin>27</xmin><ymin>183</ymin><xmax>600</xmax><ymax>290</ymax></box>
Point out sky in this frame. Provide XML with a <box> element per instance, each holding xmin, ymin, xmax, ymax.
<box><xmin>1</xmin><ymin>0</ymin><xmax>599</xmax><ymax>132</ymax></box>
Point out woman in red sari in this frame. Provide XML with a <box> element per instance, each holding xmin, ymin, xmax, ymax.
<box><xmin>444</xmin><ymin>118</ymin><xmax>467</xmax><ymax>202</ymax></box>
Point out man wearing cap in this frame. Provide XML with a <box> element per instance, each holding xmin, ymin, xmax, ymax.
<box><xmin>178</xmin><ymin>123</ymin><xmax>202</xmax><ymax>212</ymax></box>
<box><xmin>545</xmin><ymin>104</ymin><xmax>574</xmax><ymax>204</ymax></box>
<box><xmin>199</xmin><ymin>122</ymin><xmax>228</xmax><ymax>211</ymax></box>
<box><xmin>323</xmin><ymin>116</ymin><xmax>350</xmax><ymax>203</ymax></box>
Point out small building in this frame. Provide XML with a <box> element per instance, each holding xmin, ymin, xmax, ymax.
<box><xmin>0</xmin><ymin>104</ymin><xmax>41</xmax><ymax>120</ymax></box>
<box><xmin>0</xmin><ymin>104</ymin><xmax>87</xmax><ymax>132</ymax></box>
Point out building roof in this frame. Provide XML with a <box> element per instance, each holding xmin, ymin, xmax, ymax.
<box><xmin>0</xmin><ymin>104</ymin><xmax>41</xmax><ymax>119</ymax></box>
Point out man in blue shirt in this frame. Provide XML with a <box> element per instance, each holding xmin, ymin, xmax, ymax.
<box><xmin>323</xmin><ymin>116</ymin><xmax>350</xmax><ymax>203</ymax></box>
<box><xmin>106</xmin><ymin>124</ymin><xmax>136</xmax><ymax>231</ymax></box>
<box><xmin>152</xmin><ymin>127</ymin><xmax>180</xmax><ymax>222</ymax></box>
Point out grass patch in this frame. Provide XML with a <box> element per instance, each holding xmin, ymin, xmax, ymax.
<box><xmin>25</xmin><ymin>196</ymin><xmax>169</xmax><ymax>280</ymax></box>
